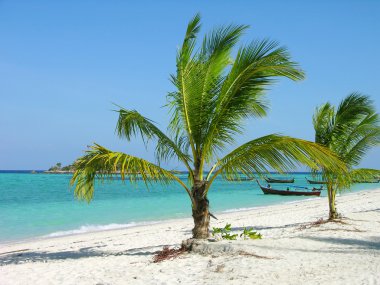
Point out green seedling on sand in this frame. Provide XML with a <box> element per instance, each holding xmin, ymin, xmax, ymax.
<box><xmin>240</xmin><ymin>227</ymin><xmax>262</xmax><ymax>240</ymax></box>
<box><xmin>212</xmin><ymin>223</ymin><xmax>237</xmax><ymax>240</ymax></box>
<box><xmin>212</xmin><ymin>224</ymin><xmax>261</xmax><ymax>240</ymax></box>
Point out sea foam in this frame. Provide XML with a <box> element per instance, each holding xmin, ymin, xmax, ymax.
<box><xmin>45</xmin><ymin>221</ymin><xmax>160</xmax><ymax>238</ymax></box>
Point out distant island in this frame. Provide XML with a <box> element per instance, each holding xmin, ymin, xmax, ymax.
<box><xmin>44</xmin><ymin>162</ymin><xmax>76</xmax><ymax>174</ymax></box>
<box><xmin>43</xmin><ymin>162</ymin><xmax>184</xmax><ymax>175</ymax></box>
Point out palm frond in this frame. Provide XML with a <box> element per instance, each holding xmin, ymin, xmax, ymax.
<box><xmin>70</xmin><ymin>144</ymin><xmax>191</xmax><ymax>203</ymax></box>
<box><xmin>342</xmin><ymin>124</ymin><xmax>380</xmax><ymax>166</ymax></box>
<box><xmin>179</xmin><ymin>13</ymin><xmax>201</xmax><ymax>68</ymax></box>
<box><xmin>349</xmin><ymin>168</ymin><xmax>380</xmax><ymax>181</ymax></box>
<box><xmin>201</xmin><ymin>39</ymin><xmax>305</xmax><ymax>162</ymax></box>
<box><xmin>330</xmin><ymin>93</ymin><xmax>375</xmax><ymax>148</ymax></box>
<box><xmin>313</xmin><ymin>103</ymin><xmax>335</xmax><ymax>145</ymax></box>
<box><xmin>167</xmin><ymin>13</ymin><xmax>202</xmax><ymax>158</ymax></box>
<box><xmin>314</xmin><ymin>93</ymin><xmax>380</xmax><ymax>165</ymax></box>
<box><xmin>168</xmin><ymin>21</ymin><xmax>247</xmax><ymax>163</ymax></box>
<box><xmin>335</xmin><ymin>92</ymin><xmax>375</xmax><ymax>126</ymax></box>
<box><xmin>115</xmin><ymin>107</ymin><xmax>192</xmax><ymax>172</ymax></box>
<box><xmin>327</xmin><ymin>168</ymin><xmax>380</xmax><ymax>193</ymax></box>
<box><xmin>190</xmin><ymin>24</ymin><xmax>248</xmax><ymax>148</ymax></box>
<box><xmin>205</xmin><ymin>134</ymin><xmax>346</xmax><ymax>193</ymax></box>
<box><xmin>313</xmin><ymin>92</ymin><xmax>380</xmax><ymax>192</ymax></box>
<box><xmin>336</xmin><ymin>113</ymin><xmax>380</xmax><ymax>162</ymax></box>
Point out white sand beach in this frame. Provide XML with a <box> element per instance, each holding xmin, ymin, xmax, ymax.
<box><xmin>1</xmin><ymin>189</ymin><xmax>379</xmax><ymax>285</ymax></box>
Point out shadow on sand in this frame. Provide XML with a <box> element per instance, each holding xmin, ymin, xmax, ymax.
<box><xmin>302</xmin><ymin>236</ymin><xmax>380</xmax><ymax>250</ymax></box>
<box><xmin>0</xmin><ymin>244</ymin><xmax>172</xmax><ymax>266</ymax></box>
<box><xmin>181</xmin><ymin>223</ymin><xmax>305</xmax><ymax>235</ymax></box>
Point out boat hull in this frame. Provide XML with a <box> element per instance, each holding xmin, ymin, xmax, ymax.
<box><xmin>256</xmin><ymin>180</ymin><xmax>321</xmax><ymax>196</ymax></box>
<box><xmin>353</xmin><ymin>180</ymin><xmax>380</xmax><ymax>184</ymax></box>
<box><xmin>225</xmin><ymin>177</ymin><xmax>253</xmax><ymax>181</ymax></box>
<box><xmin>305</xmin><ymin>178</ymin><xmax>328</xmax><ymax>185</ymax></box>
<box><xmin>261</xmin><ymin>187</ymin><xmax>321</xmax><ymax>196</ymax></box>
<box><xmin>265</xmin><ymin>177</ymin><xmax>295</xmax><ymax>183</ymax></box>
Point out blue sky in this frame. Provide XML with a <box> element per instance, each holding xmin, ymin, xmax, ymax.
<box><xmin>0</xmin><ymin>0</ymin><xmax>379</xmax><ymax>170</ymax></box>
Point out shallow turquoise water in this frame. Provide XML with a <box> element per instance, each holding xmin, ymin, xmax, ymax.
<box><xmin>0</xmin><ymin>172</ymin><xmax>378</xmax><ymax>242</ymax></box>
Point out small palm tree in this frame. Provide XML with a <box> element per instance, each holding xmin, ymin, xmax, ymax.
<box><xmin>71</xmin><ymin>14</ymin><xmax>346</xmax><ymax>239</ymax></box>
<box><xmin>313</xmin><ymin>93</ymin><xmax>380</xmax><ymax>220</ymax></box>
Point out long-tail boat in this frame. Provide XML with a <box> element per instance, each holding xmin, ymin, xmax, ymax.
<box><xmin>353</xmin><ymin>179</ymin><xmax>380</xmax><ymax>183</ymax></box>
<box><xmin>225</xmin><ymin>177</ymin><xmax>253</xmax><ymax>181</ymax></box>
<box><xmin>264</xmin><ymin>177</ymin><xmax>295</xmax><ymax>183</ymax></box>
<box><xmin>257</xmin><ymin>180</ymin><xmax>321</xmax><ymax>196</ymax></box>
<box><xmin>305</xmin><ymin>177</ymin><xmax>328</xmax><ymax>185</ymax></box>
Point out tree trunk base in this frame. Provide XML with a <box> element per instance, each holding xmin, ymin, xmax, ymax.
<box><xmin>327</xmin><ymin>186</ymin><xmax>340</xmax><ymax>221</ymax></box>
<box><xmin>328</xmin><ymin>213</ymin><xmax>342</xmax><ymax>221</ymax></box>
<box><xmin>182</xmin><ymin>238</ymin><xmax>234</xmax><ymax>255</ymax></box>
<box><xmin>181</xmin><ymin>238</ymin><xmax>270</xmax><ymax>258</ymax></box>
<box><xmin>328</xmin><ymin>206</ymin><xmax>341</xmax><ymax>221</ymax></box>
<box><xmin>191</xmin><ymin>181</ymin><xmax>210</xmax><ymax>239</ymax></box>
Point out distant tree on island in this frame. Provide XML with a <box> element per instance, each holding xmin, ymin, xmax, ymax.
<box><xmin>71</xmin><ymin>14</ymin><xmax>346</xmax><ymax>239</ymax></box>
<box><xmin>61</xmin><ymin>164</ymin><xmax>75</xmax><ymax>171</ymax></box>
<box><xmin>48</xmin><ymin>162</ymin><xmax>62</xmax><ymax>171</ymax></box>
<box><xmin>47</xmin><ymin>162</ymin><xmax>75</xmax><ymax>172</ymax></box>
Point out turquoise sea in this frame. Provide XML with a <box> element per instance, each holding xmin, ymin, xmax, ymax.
<box><xmin>1</xmin><ymin>171</ymin><xmax>378</xmax><ymax>243</ymax></box>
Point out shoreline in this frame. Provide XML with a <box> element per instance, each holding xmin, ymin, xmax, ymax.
<box><xmin>1</xmin><ymin>188</ymin><xmax>379</xmax><ymax>284</ymax></box>
<box><xmin>0</xmin><ymin>187</ymin><xmax>376</xmax><ymax>246</ymax></box>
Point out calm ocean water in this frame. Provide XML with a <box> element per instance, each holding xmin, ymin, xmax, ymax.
<box><xmin>0</xmin><ymin>171</ymin><xmax>378</xmax><ymax>243</ymax></box>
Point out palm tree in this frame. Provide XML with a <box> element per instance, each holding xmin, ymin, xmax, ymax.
<box><xmin>313</xmin><ymin>93</ymin><xmax>380</xmax><ymax>220</ymax></box>
<box><xmin>71</xmin><ymin>14</ymin><xmax>346</xmax><ymax>239</ymax></box>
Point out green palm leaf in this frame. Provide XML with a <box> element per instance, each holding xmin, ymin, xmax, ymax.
<box><xmin>168</xmin><ymin>21</ymin><xmax>248</xmax><ymax>161</ymax></box>
<box><xmin>312</xmin><ymin>92</ymin><xmax>380</xmax><ymax>219</ymax></box>
<box><xmin>313</xmin><ymin>103</ymin><xmax>335</xmax><ymax>145</ymax></box>
<box><xmin>115</xmin><ymin>107</ymin><xmax>192</xmax><ymax>172</ymax></box>
<box><xmin>314</xmin><ymin>93</ymin><xmax>380</xmax><ymax>172</ymax></box>
<box><xmin>206</xmin><ymin>134</ymin><xmax>346</xmax><ymax>193</ymax></box>
<box><xmin>201</xmin><ymin>40</ymin><xmax>305</xmax><ymax>164</ymax></box>
<box><xmin>71</xmin><ymin>144</ymin><xmax>191</xmax><ymax>203</ymax></box>
<box><xmin>340</xmin><ymin>114</ymin><xmax>380</xmax><ymax>166</ymax></box>
<box><xmin>349</xmin><ymin>168</ymin><xmax>380</xmax><ymax>181</ymax></box>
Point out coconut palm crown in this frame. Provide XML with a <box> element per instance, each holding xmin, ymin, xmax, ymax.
<box><xmin>313</xmin><ymin>93</ymin><xmax>380</xmax><ymax>219</ymax></box>
<box><xmin>71</xmin><ymin>14</ymin><xmax>346</xmax><ymax>239</ymax></box>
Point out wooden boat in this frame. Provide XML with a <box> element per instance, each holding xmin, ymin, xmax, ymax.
<box><xmin>225</xmin><ymin>177</ymin><xmax>253</xmax><ymax>181</ymax></box>
<box><xmin>353</xmin><ymin>179</ymin><xmax>380</xmax><ymax>184</ymax></box>
<box><xmin>305</xmin><ymin>177</ymin><xmax>328</xmax><ymax>185</ymax></box>
<box><xmin>264</xmin><ymin>177</ymin><xmax>294</xmax><ymax>183</ymax></box>
<box><xmin>257</xmin><ymin>180</ymin><xmax>321</xmax><ymax>196</ymax></box>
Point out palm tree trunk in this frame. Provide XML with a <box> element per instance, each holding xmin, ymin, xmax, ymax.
<box><xmin>191</xmin><ymin>180</ymin><xmax>210</xmax><ymax>239</ymax></box>
<box><xmin>327</xmin><ymin>184</ymin><xmax>338</xmax><ymax>220</ymax></box>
